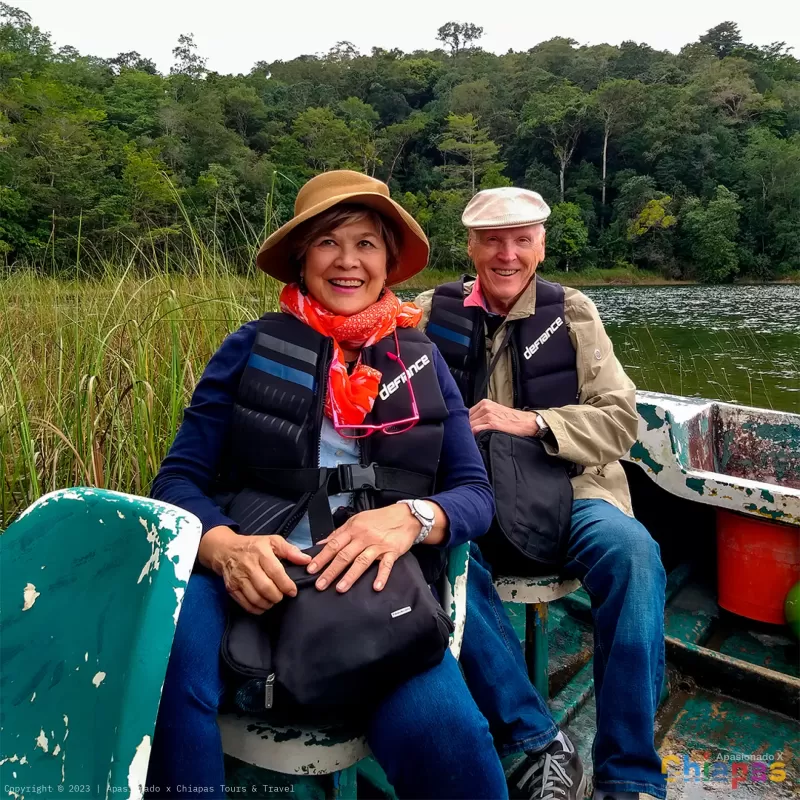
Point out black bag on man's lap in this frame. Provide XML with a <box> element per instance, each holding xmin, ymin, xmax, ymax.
<box><xmin>475</xmin><ymin>430</ymin><xmax>573</xmax><ymax>576</ymax></box>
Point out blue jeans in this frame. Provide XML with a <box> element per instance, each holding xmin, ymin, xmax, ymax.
<box><xmin>146</xmin><ymin>570</ymin><xmax>508</xmax><ymax>800</ymax></box>
<box><xmin>460</xmin><ymin>498</ymin><xmax>667</xmax><ymax>799</ymax></box>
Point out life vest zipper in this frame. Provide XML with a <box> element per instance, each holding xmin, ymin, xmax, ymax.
<box><xmin>510</xmin><ymin>331</ymin><xmax>520</xmax><ymax>408</ymax></box>
<box><xmin>265</xmin><ymin>673</ymin><xmax>275</xmax><ymax>709</ymax></box>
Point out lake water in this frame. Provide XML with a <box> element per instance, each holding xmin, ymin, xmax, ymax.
<box><xmin>583</xmin><ymin>285</ymin><xmax>799</xmax><ymax>414</ymax></box>
<box><xmin>405</xmin><ymin>284</ymin><xmax>800</xmax><ymax>413</ymax></box>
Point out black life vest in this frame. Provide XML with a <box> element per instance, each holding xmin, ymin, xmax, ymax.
<box><xmin>426</xmin><ymin>275</ymin><xmax>579</xmax><ymax>410</ymax></box>
<box><xmin>213</xmin><ymin>313</ymin><xmax>449</xmax><ymax>581</ymax></box>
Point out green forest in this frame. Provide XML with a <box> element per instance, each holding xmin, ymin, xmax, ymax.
<box><xmin>1</xmin><ymin>6</ymin><xmax>799</xmax><ymax>282</ymax></box>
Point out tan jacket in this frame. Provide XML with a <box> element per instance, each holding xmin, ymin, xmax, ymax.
<box><xmin>415</xmin><ymin>277</ymin><xmax>638</xmax><ymax>516</ymax></box>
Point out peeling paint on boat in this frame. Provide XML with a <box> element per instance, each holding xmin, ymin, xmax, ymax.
<box><xmin>743</xmin><ymin>504</ymin><xmax>788</xmax><ymax>522</ymax></box>
<box><xmin>92</xmin><ymin>672</ymin><xmax>106</xmax><ymax>687</ymax></box>
<box><xmin>105</xmin><ymin>757</ymin><xmax>113</xmax><ymax>800</ymax></box>
<box><xmin>136</xmin><ymin>518</ymin><xmax>160</xmax><ymax>584</ymax></box>
<box><xmin>127</xmin><ymin>736</ymin><xmax>150</xmax><ymax>800</ymax></box>
<box><xmin>494</xmin><ymin>575</ymin><xmax>580</xmax><ymax>604</ymax></box>
<box><xmin>629</xmin><ymin>441</ymin><xmax>663</xmax><ymax>474</ymax></box>
<box><xmin>162</xmin><ymin>512</ymin><xmax>198</xmax><ymax>585</ymax></box>
<box><xmin>624</xmin><ymin>392</ymin><xmax>800</xmax><ymax>527</ymax></box>
<box><xmin>637</xmin><ymin>402</ymin><xmax>666</xmax><ymax>431</ymax></box>
<box><xmin>173</xmin><ymin>587</ymin><xmax>184</xmax><ymax>626</ymax></box>
<box><xmin>450</xmin><ymin>568</ymin><xmax>468</xmax><ymax>659</ymax></box>
<box><xmin>16</xmin><ymin>487</ymin><xmax>85</xmax><ymax>522</ymax></box>
<box><xmin>217</xmin><ymin>714</ymin><xmax>371</xmax><ymax>774</ymax></box>
<box><xmin>34</xmin><ymin>731</ymin><xmax>48</xmax><ymax>753</ymax></box>
<box><xmin>21</xmin><ymin>584</ymin><xmax>39</xmax><ymax>611</ymax></box>
<box><xmin>686</xmin><ymin>478</ymin><xmax>706</xmax><ymax>495</ymax></box>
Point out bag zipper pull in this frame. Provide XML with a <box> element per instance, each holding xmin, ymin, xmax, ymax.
<box><xmin>264</xmin><ymin>673</ymin><xmax>275</xmax><ymax>709</ymax></box>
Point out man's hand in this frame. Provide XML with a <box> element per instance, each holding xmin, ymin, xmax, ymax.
<box><xmin>469</xmin><ymin>398</ymin><xmax>540</xmax><ymax>437</ymax></box>
<box><xmin>199</xmin><ymin>526</ymin><xmax>312</xmax><ymax>615</ymax></box>
<box><xmin>307</xmin><ymin>503</ymin><xmax>444</xmax><ymax>594</ymax></box>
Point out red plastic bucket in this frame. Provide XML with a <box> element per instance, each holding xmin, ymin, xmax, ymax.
<box><xmin>717</xmin><ymin>509</ymin><xmax>800</xmax><ymax>624</ymax></box>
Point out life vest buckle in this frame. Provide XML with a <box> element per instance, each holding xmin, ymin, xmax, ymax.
<box><xmin>337</xmin><ymin>463</ymin><xmax>378</xmax><ymax>492</ymax></box>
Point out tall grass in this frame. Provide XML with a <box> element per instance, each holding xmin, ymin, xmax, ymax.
<box><xmin>0</xmin><ymin>250</ymin><xmax>282</xmax><ymax>528</ymax></box>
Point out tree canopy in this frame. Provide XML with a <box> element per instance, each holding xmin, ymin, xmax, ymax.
<box><xmin>1</xmin><ymin>8</ymin><xmax>798</xmax><ymax>281</ymax></box>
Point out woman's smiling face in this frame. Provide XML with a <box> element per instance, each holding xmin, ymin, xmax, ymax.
<box><xmin>302</xmin><ymin>216</ymin><xmax>389</xmax><ymax>316</ymax></box>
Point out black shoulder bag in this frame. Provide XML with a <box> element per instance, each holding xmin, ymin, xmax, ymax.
<box><xmin>473</xmin><ymin>323</ymin><xmax>574</xmax><ymax>575</ymax></box>
<box><xmin>220</xmin><ymin>546</ymin><xmax>454</xmax><ymax>715</ymax></box>
<box><xmin>475</xmin><ymin>431</ymin><xmax>572</xmax><ymax>575</ymax></box>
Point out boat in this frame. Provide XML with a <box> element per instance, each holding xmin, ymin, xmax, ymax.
<box><xmin>1</xmin><ymin>391</ymin><xmax>798</xmax><ymax>799</ymax></box>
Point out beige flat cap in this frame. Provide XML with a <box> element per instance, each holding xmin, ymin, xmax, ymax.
<box><xmin>462</xmin><ymin>187</ymin><xmax>551</xmax><ymax>229</ymax></box>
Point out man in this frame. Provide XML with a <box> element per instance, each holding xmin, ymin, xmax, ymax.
<box><xmin>415</xmin><ymin>187</ymin><xmax>666</xmax><ymax>800</ymax></box>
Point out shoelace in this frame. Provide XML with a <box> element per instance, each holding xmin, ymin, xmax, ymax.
<box><xmin>516</xmin><ymin>749</ymin><xmax>574</xmax><ymax>799</ymax></box>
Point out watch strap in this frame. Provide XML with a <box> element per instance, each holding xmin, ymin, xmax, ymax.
<box><xmin>397</xmin><ymin>499</ymin><xmax>433</xmax><ymax>544</ymax></box>
<box><xmin>534</xmin><ymin>413</ymin><xmax>550</xmax><ymax>439</ymax></box>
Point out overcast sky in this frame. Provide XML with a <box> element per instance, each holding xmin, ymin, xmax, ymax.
<box><xmin>18</xmin><ymin>0</ymin><xmax>800</xmax><ymax>75</ymax></box>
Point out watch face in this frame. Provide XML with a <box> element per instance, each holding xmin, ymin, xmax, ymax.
<box><xmin>414</xmin><ymin>500</ymin><xmax>436</xmax><ymax>522</ymax></box>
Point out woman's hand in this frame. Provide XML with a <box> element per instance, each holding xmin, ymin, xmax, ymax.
<box><xmin>307</xmin><ymin>502</ymin><xmax>446</xmax><ymax>594</ymax></box>
<box><xmin>199</xmin><ymin>526</ymin><xmax>312</xmax><ymax>615</ymax></box>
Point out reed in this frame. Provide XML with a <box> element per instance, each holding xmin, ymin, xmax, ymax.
<box><xmin>0</xmin><ymin>257</ymin><xmax>282</xmax><ymax>528</ymax></box>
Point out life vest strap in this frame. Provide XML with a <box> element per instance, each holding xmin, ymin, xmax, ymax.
<box><xmin>248</xmin><ymin>464</ymin><xmax>435</xmax><ymax>543</ymax></box>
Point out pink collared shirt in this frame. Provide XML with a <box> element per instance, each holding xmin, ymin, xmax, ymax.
<box><xmin>464</xmin><ymin>277</ymin><xmax>489</xmax><ymax>310</ymax></box>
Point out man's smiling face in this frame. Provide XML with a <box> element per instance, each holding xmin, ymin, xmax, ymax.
<box><xmin>467</xmin><ymin>224</ymin><xmax>546</xmax><ymax>315</ymax></box>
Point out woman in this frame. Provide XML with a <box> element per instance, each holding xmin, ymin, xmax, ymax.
<box><xmin>145</xmin><ymin>171</ymin><xmax>508</xmax><ymax>798</ymax></box>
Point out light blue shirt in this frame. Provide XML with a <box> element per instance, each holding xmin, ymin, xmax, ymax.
<box><xmin>286</xmin><ymin>417</ymin><xmax>360</xmax><ymax>550</ymax></box>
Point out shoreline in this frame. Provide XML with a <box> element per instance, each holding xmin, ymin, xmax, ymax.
<box><xmin>2</xmin><ymin>268</ymin><xmax>797</xmax><ymax>293</ymax></box>
<box><xmin>398</xmin><ymin>268</ymin><xmax>800</xmax><ymax>292</ymax></box>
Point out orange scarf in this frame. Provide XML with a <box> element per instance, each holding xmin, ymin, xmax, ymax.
<box><xmin>279</xmin><ymin>284</ymin><xmax>423</xmax><ymax>425</ymax></box>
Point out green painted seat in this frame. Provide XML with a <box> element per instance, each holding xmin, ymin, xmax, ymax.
<box><xmin>494</xmin><ymin>574</ymin><xmax>581</xmax><ymax>698</ymax></box>
<box><xmin>219</xmin><ymin>542</ymin><xmax>470</xmax><ymax>797</ymax></box>
<box><xmin>0</xmin><ymin>487</ymin><xmax>469</xmax><ymax>798</ymax></box>
<box><xmin>0</xmin><ymin>487</ymin><xmax>202</xmax><ymax>798</ymax></box>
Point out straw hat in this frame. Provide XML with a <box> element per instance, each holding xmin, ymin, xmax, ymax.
<box><xmin>256</xmin><ymin>171</ymin><xmax>430</xmax><ymax>286</ymax></box>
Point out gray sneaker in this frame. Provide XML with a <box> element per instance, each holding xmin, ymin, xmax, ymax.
<box><xmin>507</xmin><ymin>732</ymin><xmax>587</xmax><ymax>800</ymax></box>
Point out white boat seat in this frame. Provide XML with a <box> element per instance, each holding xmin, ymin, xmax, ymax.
<box><xmin>494</xmin><ymin>573</ymin><xmax>581</xmax><ymax>698</ymax></box>
<box><xmin>494</xmin><ymin>574</ymin><xmax>581</xmax><ymax>604</ymax></box>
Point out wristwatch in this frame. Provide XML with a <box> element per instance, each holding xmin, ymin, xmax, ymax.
<box><xmin>533</xmin><ymin>413</ymin><xmax>550</xmax><ymax>439</ymax></box>
<box><xmin>397</xmin><ymin>499</ymin><xmax>436</xmax><ymax>545</ymax></box>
